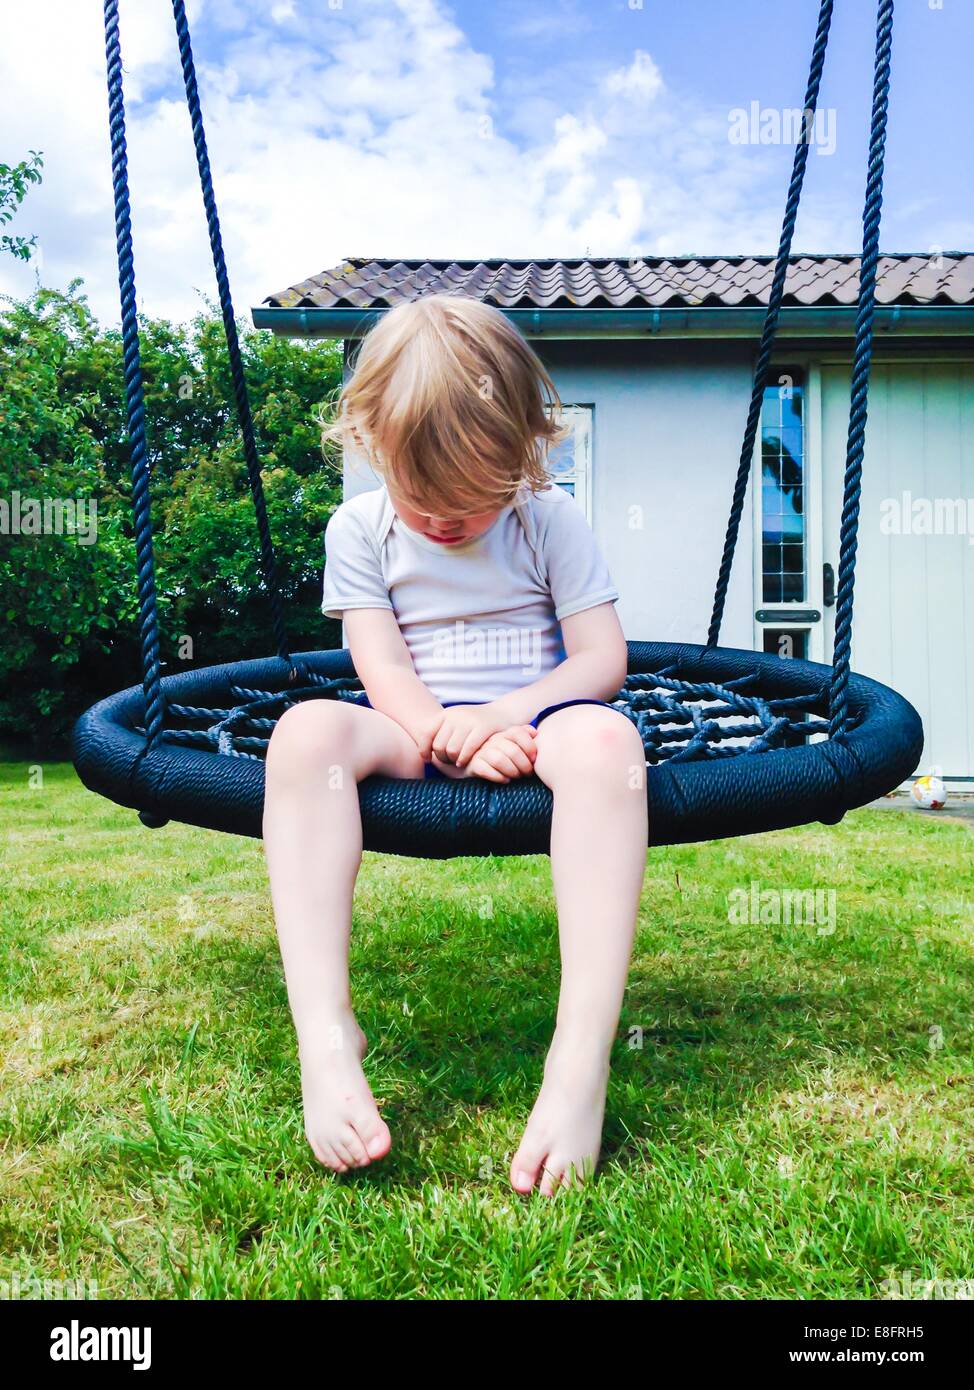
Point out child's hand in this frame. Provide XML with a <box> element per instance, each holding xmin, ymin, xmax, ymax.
<box><xmin>431</xmin><ymin>704</ymin><xmax>516</xmax><ymax>767</ymax></box>
<box><xmin>409</xmin><ymin>707</ymin><xmax>449</xmax><ymax>762</ymax></box>
<box><xmin>465</xmin><ymin>725</ymin><xmax>538</xmax><ymax>783</ymax></box>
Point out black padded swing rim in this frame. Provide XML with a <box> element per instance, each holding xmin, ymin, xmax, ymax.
<box><xmin>71</xmin><ymin>642</ymin><xmax>923</xmax><ymax>859</ymax></box>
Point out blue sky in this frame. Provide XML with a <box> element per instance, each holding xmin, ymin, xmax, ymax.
<box><xmin>1</xmin><ymin>0</ymin><xmax>969</xmax><ymax>326</ymax></box>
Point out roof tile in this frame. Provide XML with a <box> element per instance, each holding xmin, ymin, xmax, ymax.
<box><xmin>263</xmin><ymin>254</ymin><xmax>974</xmax><ymax>311</ymax></box>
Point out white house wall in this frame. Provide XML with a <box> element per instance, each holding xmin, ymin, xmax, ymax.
<box><xmin>527</xmin><ymin>341</ymin><xmax>757</xmax><ymax>650</ymax></box>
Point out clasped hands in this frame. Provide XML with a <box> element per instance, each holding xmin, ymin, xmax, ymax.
<box><xmin>414</xmin><ymin>702</ymin><xmax>537</xmax><ymax>784</ymax></box>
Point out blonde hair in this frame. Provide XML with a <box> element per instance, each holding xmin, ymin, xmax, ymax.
<box><xmin>319</xmin><ymin>293</ymin><xmax>569</xmax><ymax>514</ymax></box>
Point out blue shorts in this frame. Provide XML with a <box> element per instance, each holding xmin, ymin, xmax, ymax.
<box><xmin>349</xmin><ymin>694</ymin><xmax>614</xmax><ymax>780</ymax></box>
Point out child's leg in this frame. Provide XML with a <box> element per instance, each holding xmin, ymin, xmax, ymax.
<box><xmin>263</xmin><ymin>699</ymin><xmax>425</xmax><ymax>1172</ymax></box>
<box><xmin>509</xmin><ymin>705</ymin><xmax>648</xmax><ymax>1196</ymax></box>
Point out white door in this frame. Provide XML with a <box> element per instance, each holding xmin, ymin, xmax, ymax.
<box><xmin>820</xmin><ymin>360</ymin><xmax>974</xmax><ymax>783</ymax></box>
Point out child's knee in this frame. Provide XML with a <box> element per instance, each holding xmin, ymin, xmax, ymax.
<box><xmin>266</xmin><ymin>700</ymin><xmax>358</xmax><ymax>774</ymax></box>
<box><xmin>536</xmin><ymin>709</ymin><xmax>645</xmax><ymax>786</ymax></box>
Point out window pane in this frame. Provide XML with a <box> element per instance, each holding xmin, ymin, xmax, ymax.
<box><xmin>762</xmin><ymin>482</ymin><xmax>782</xmax><ymax>517</ymax></box>
<box><xmin>548</xmin><ymin>450</ymin><xmax>576</xmax><ymax>480</ymax></box>
<box><xmin>782</xmin><ymin>544</ymin><xmax>803</xmax><ymax>573</ymax></box>
<box><xmin>763</xmin><ymin>627</ymin><xmax>808</xmax><ymax>659</ymax></box>
<box><xmin>763</xmin><ymin>542</ymin><xmax>782</xmax><ymax>572</ymax></box>
<box><xmin>779</xmin><ymin>506</ymin><xmax>803</xmax><ymax>541</ymax></box>
<box><xmin>780</xmin><ymin>425</ymin><xmax>803</xmax><ymax>460</ymax></box>
<box><xmin>547</xmin><ymin>406</ymin><xmax>593</xmax><ymax>519</ymax></box>
<box><xmin>761</xmin><ymin>372</ymin><xmax>805</xmax><ymax>603</ymax></box>
<box><xmin>547</xmin><ymin>421</ymin><xmax>577</xmax><ymax>479</ymax></box>
<box><xmin>765</xmin><ymin>574</ymin><xmax>784</xmax><ymax>603</ymax></box>
<box><xmin>761</xmin><ymin>395</ymin><xmax>781</xmax><ymax>427</ymax></box>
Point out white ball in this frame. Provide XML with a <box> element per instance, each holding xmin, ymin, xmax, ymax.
<box><xmin>911</xmin><ymin>775</ymin><xmax>947</xmax><ymax>810</ymax></box>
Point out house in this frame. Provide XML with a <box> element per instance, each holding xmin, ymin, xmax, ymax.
<box><xmin>253</xmin><ymin>255</ymin><xmax>974</xmax><ymax>786</ymax></box>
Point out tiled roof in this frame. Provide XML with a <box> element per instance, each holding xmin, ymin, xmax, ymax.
<box><xmin>264</xmin><ymin>254</ymin><xmax>974</xmax><ymax>311</ymax></box>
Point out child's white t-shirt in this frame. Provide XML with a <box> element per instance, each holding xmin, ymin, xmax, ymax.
<box><xmin>321</xmin><ymin>482</ymin><xmax>619</xmax><ymax>704</ymax></box>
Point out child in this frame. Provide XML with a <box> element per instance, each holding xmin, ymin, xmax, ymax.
<box><xmin>263</xmin><ymin>293</ymin><xmax>648</xmax><ymax>1196</ymax></box>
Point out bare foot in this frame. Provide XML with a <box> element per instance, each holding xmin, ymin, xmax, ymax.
<box><xmin>509</xmin><ymin>1030</ymin><xmax>611</xmax><ymax>1196</ymax></box>
<box><xmin>298</xmin><ymin>1010</ymin><xmax>391</xmax><ymax>1172</ymax></box>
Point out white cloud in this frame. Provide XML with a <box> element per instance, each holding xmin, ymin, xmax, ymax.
<box><xmin>604</xmin><ymin>50</ymin><xmax>663</xmax><ymax>103</ymax></box>
<box><xmin>0</xmin><ymin>0</ymin><xmax>855</xmax><ymax>328</ymax></box>
<box><xmin>539</xmin><ymin>115</ymin><xmax>608</xmax><ymax>173</ymax></box>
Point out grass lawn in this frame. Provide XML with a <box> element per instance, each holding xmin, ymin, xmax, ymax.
<box><xmin>1</xmin><ymin>760</ymin><xmax>972</xmax><ymax>1300</ymax></box>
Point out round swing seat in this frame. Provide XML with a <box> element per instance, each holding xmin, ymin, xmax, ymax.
<box><xmin>85</xmin><ymin>0</ymin><xmax>916</xmax><ymax>859</ymax></box>
<box><xmin>71</xmin><ymin>642</ymin><xmax>923</xmax><ymax>858</ymax></box>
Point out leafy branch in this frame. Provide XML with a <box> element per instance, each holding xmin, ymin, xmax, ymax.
<box><xmin>0</xmin><ymin>150</ymin><xmax>44</xmax><ymax>262</ymax></box>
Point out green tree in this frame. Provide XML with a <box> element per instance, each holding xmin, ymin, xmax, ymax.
<box><xmin>0</xmin><ymin>151</ymin><xmax>43</xmax><ymax>261</ymax></box>
<box><xmin>0</xmin><ymin>281</ymin><xmax>345</xmax><ymax>750</ymax></box>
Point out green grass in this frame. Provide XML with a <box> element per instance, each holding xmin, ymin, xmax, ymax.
<box><xmin>1</xmin><ymin>760</ymin><xmax>973</xmax><ymax>1299</ymax></box>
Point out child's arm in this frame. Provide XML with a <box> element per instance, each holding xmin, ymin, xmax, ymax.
<box><xmin>497</xmin><ymin>601</ymin><xmax>628</xmax><ymax>719</ymax></box>
<box><xmin>343</xmin><ymin>608</ymin><xmax>444</xmax><ymax>759</ymax></box>
<box><xmin>440</xmin><ymin>603</ymin><xmax>628</xmax><ymax>768</ymax></box>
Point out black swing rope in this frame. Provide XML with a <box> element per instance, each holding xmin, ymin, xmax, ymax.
<box><xmin>829</xmin><ymin>0</ymin><xmax>894</xmax><ymax>737</ymax></box>
<box><xmin>102</xmin><ymin>0</ymin><xmax>891</xmax><ymax>773</ymax></box>
<box><xmin>104</xmin><ymin>0</ymin><xmax>305</xmax><ymax>760</ymax></box>
<box><xmin>706</xmin><ymin>0</ymin><xmax>835</xmax><ymax>650</ymax></box>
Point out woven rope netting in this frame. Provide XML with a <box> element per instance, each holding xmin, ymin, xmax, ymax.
<box><xmin>133</xmin><ymin>668</ymin><xmax>834</xmax><ymax>767</ymax></box>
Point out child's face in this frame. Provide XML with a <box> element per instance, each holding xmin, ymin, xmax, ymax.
<box><xmin>386</xmin><ymin>482</ymin><xmax>503</xmax><ymax>547</ymax></box>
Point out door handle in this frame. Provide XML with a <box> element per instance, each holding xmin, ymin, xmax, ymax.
<box><xmin>823</xmin><ymin>562</ymin><xmax>836</xmax><ymax>608</ymax></box>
